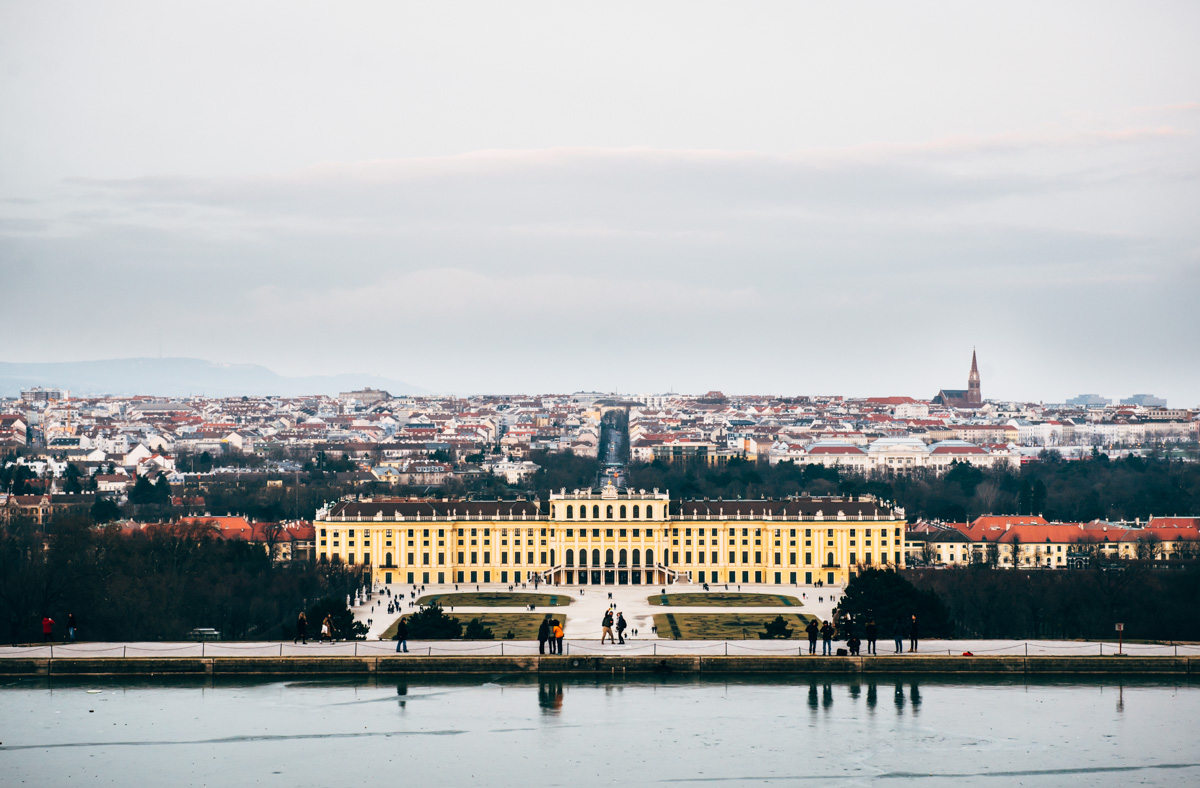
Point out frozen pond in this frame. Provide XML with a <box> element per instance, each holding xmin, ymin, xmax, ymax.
<box><xmin>1</xmin><ymin>675</ymin><xmax>1197</xmax><ymax>786</ymax></box>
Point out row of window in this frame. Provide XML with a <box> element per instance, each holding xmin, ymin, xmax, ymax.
<box><xmin>559</xmin><ymin>504</ymin><xmax>655</xmax><ymax>520</ymax></box>
<box><xmin>319</xmin><ymin>549</ymin><xmax>901</xmax><ymax>569</ymax></box>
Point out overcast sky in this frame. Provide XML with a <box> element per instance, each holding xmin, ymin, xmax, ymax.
<box><xmin>3</xmin><ymin>1</ymin><xmax>1198</xmax><ymax>404</ymax></box>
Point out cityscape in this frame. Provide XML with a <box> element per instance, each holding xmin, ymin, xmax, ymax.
<box><xmin>4</xmin><ymin>2</ymin><xmax>1199</xmax><ymax>786</ymax></box>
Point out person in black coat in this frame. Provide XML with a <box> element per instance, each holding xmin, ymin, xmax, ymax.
<box><xmin>864</xmin><ymin>617</ymin><xmax>878</xmax><ymax>655</ymax></box>
<box><xmin>395</xmin><ymin>616</ymin><xmax>409</xmax><ymax>653</ymax></box>
<box><xmin>909</xmin><ymin>614</ymin><xmax>919</xmax><ymax>653</ymax></box>
<box><xmin>806</xmin><ymin>619</ymin><xmax>819</xmax><ymax>654</ymax></box>
<box><xmin>537</xmin><ymin>617</ymin><xmax>550</xmax><ymax>654</ymax></box>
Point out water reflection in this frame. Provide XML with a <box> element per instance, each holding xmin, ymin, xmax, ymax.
<box><xmin>396</xmin><ymin>682</ymin><xmax>407</xmax><ymax>709</ymax></box>
<box><xmin>538</xmin><ymin>680</ymin><xmax>564</xmax><ymax>714</ymax></box>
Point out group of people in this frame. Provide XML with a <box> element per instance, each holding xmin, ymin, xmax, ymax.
<box><xmin>600</xmin><ymin>608</ymin><xmax>629</xmax><ymax>644</ymax></box>
<box><xmin>293</xmin><ymin>611</ymin><xmax>336</xmax><ymax>645</ymax></box>
<box><xmin>536</xmin><ymin>618</ymin><xmax>565</xmax><ymax>653</ymax></box>
<box><xmin>805</xmin><ymin>614</ymin><xmax>920</xmax><ymax>655</ymax></box>
<box><xmin>39</xmin><ymin>614</ymin><xmax>78</xmax><ymax>642</ymax></box>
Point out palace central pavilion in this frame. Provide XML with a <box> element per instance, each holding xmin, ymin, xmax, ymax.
<box><xmin>314</xmin><ymin>484</ymin><xmax>906</xmax><ymax>587</ymax></box>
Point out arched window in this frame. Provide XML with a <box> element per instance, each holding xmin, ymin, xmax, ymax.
<box><xmin>645</xmin><ymin>505</ymin><xmax>653</xmax><ymax>519</ymax></box>
<box><xmin>645</xmin><ymin>548</ymin><xmax>654</xmax><ymax>566</ymax></box>
<box><xmin>619</xmin><ymin>549</ymin><xmax>627</xmax><ymax>566</ymax></box>
<box><xmin>632</xmin><ymin>548</ymin><xmax>641</xmax><ymax>566</ymax></box>
<box><xmin>605</xmin><ymin>548</ymin><xmax>614</xmax><ymax>566</ymax></box>
<box><xmin>580</xmin><ymin>506</ymin><xmax>586</xmax><ymax>519</ymax></box>
<box><xmin>566</xmin><ymin>550</ymin><xmax>575</xmax><ymax>566</ymax></box>
<box><xmin>606</xmin><ymin>505</ymin><xmax>614</xmax><ymax>519</ymax></box>
<box><xmin>827</xmin><ymin>552</ymin><xmax>834</xmax><ymax>567</ymax></box>
<box><xmin>579</xmin><ymin>549</ymin><xmax>588</xmax><ymax>567</ymax></box>
<box><xmin>633</xmin><ymin>505</ymin><xmax>640</xmax><ymax>518</ymax></box>
<box><xmin>619</xmin><ymin>505</ymin><xmax>627</xmax><ymax>519</ymax></box>
<box><xmin>592</xmin><ymin>548</ymin><xmax>601</xmax><ymax>567</ymax></box>
<box><xmin>593</xmin><ymin>505</ymin><xmax>600</xmax><ymax>519</ymax></box>
<box><xmin>566</xmin><ymin>505</ymin><xmax>573</xmax><ymax>519</ymax></box>
<box><xmin>551</xmin><ymin>506</ymin><xmax>555</xmax><ymax>519</ymax></box>
<box><xmin>385</xmin><ymin>552</ymin><xmax>392</xmax><ymax>566</ymax></box>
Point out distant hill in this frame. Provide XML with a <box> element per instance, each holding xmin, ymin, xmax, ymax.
<box><xmin>0</xmin><ymin>358</ymin><xmax>429</xmax><ymax>398</ymax></box>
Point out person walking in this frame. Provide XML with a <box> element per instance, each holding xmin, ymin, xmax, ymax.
<box><xmin>893</xmin><ymin>618</ymin><xmax>905</xmax><ymax>654</ymax></box>
<box><xmin>909</xmin><ymin>614</ymin><xmax>919</xmax><ymax>653</ymax></box>
<box><xmin>395</xmin><ymin>616</ymin><xmax>409</xmax><ymax>653</ymax></box>
<box><xmin>321</xmin><ymin>614</ymin><xmax>333</xmax><ymax>643</ymax></box>
<box><xmin>616</xmin><ymin>612</ymin><xmax>627</xmax><ymax>645</ymax></box>
<box><xmin>806</xmin><ymin>619</ymin><xmax>819</xmax><ymax>654</ymax></box>
<box><xmin>42</xmin><ymin>616</ymin><xmax>54</xmax><ymax>643</ymax></box>
<box><xmin>537</xmin><ymin>617</ymin><xmax>550</xmax><ymax>655</ymax></box>
<box><xmin>864</xmin><ymin>617</ymin><xmax>877</xmax><ymax>656</ymax></box>
<box><xmin>67</xmin><ymin>613</ymin><xmax>77</xmax><ymax>642</ymax></box>
<box><xmin>294</xmin><ymin>611</ymin><xmax>307</xmax><ymax>644</ymax></box>
<box><xmin>600</xmin><ymin>610</ymin><xmax>615</xmax><ymax>644</ymax></box>
<box><xmin>820</xmin><ymin>620</ymin><xmax>834</xmax><ymax>656</ymax></box>
<box><xmin>552</xmin><ymin>620</ymin><xmax>564</xmax><ymax>655</ymax></box>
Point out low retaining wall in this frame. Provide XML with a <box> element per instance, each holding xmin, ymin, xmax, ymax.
<box><xmin>0</xmin><ymin>654</ymin><xmax>1194</xmax><ymax>677</ymax></box>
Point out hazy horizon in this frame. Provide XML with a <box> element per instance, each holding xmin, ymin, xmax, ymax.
<box><xmin>4</xmin><ymin>2</ymin><xmax>1198</xmax><ymax>403</ymax></box>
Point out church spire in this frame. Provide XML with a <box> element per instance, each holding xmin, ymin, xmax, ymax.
<box><xmin>967</xmin><ymin>348</ymin><xmax>981</xmax><ymax>405</ymax></box>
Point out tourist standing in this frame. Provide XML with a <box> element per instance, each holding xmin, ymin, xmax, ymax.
<box><xmin>553</xmin><ymin>620</ymin><xmax>564</xmax><ymax>654</ymax></box>
<box><xmin>321</xmin><ymin>615</ymin><xmax>333</xmax><ymax>643</ymax></box>
<box><xmin>67</xmin><ymin>613</ymin><xmax>77</xmax><ymax>642</ymax></box>
<box><xmin>892</xmin><ymin>618</ymin><xmax>905</xmax><ymax>653</ymax></box>
<box><xmin>909</xmin><ymin>614</ymin><xmax>919</xmax><ymax>653</ymax></box>
<box><xmin>820</xmin><ymin>620</ymin><xmax>834</xmax><ymax>656</ymax></box>
<box><xmin>806</xmin><ymin>619</ymin><xmax>819</xmax><ymax>654</ymax></box>
<box><xmin>864</xmin><ymin>617</ymin><xmax>877</xmax><ymax>655</ymax></box>
<box><xmin>601</xmin><ymin>610</ymin><xmax>615</xmax><ymax>644</ymax></box>
<box><xmin>616</xmin><ymin>612</ymin><xmax>627</xmax><ymax>644</ymax></box>
<box><xmin>395</xmin><ymin>616</ymin><xmax>409</xmax><ymax>653</ymax></box>
<box><xmin>294</xmin><ymin>611</ymin><xmax>307</xmax><ymax>644</ymax></box>
<box><xmin>42</xmin><ymin>616</ymin><xmax>54</xmax><ymax>643</ymax></box>
<box><xmin>537</xmin><ymin>617</ymin><xmax>550</xmax><ymax>654</ymax></box>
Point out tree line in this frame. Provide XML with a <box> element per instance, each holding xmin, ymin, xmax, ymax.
<box><xmin>0</xmin><ymin>515</ymin><xmax>367</xmax><ymax>644</ymax></box>
<box><xmin>624</xmin><ymin>452</ymin><xmax>1200</xmax><ymax>522</ymax></box>
<box><xmin>838</xmin><ymin>565</ymin><xmax>1200</xmax><ymax>642</ymax></box>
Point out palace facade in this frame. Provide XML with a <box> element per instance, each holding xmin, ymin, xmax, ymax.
<box><xmin>313</xmin><ymin>485</ymin><xmax>906</xmax><ymax>587</ymax></box>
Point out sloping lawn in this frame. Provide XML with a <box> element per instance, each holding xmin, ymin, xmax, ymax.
<box><xmin>648</xmin><ymin>592</ymin><xmax>802</xmax><ymax>607</ymax></box>
<box><xmin>380</xmin><ymin>612</ymin><xmax>565</xmax><ymax>640</ymax></box>
<box><xmin>653</xmin><ymin>612</ymin><xmax>816</xmax><ymax>640</ymax></box>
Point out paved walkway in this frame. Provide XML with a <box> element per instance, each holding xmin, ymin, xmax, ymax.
<box><xmin>5</xmin><ymin>583</ymin><xmax>1192</xmax><ymax>659</ymax></box>
<box><xmin>353</xmin><ymin>582</ymin><xmax>844</xmax><ymax>641</ymax></box>
<box><xmin>2</xmin><ymin>639</ymin><xmax>1195</xmax><ymax>658</ymax></box>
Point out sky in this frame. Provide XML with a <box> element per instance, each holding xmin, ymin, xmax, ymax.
<box><xmin>2</xmin><ymin>1</ymin><xmax>1198</xmax><ymax>404</ymax></box>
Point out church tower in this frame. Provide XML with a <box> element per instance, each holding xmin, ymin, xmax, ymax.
<box><xmin>967</xmin><ymin>348</ymin><xmax>981</xmax><ymax>406</ymax></box>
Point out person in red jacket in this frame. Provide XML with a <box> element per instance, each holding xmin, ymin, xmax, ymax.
<box><xmin>42</xmin><ymin>616</ymin><xmax>55</xmax><ymax>642</ymax></box>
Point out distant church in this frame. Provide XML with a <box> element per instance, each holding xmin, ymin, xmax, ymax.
<box><xmin>933</xmin><ymin>350</ymin><xmax>983</xmax><ymax>408</ymax></box>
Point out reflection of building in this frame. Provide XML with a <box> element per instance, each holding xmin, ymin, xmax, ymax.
<box><xmin>933</xmin><ymin>350</ymin><xmax>983</xmax><ymax>409</ymax></box>
<box><xmin>314</xmin><ymin>485</ymin><xmax>906</xmax><ymax>587</ymax></box>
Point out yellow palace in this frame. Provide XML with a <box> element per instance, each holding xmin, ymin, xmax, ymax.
<box><xmin>314</xmin><ymin>484</ymin><xmax>906</xmax><ymax>587</ymax></box>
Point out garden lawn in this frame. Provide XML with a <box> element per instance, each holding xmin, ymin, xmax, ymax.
<box><xmin>653</xmin><ymin>612</ymin><xmax>816</xmax><ymax>640</ymax></box>
<box><xmin>380</xmin><ymin>612</ymin><xmax>565</xmax><ymax>640</ymax></box>
<box><xmin>648</xmin><ymin>592</ymin><xmax>802</xmax><ymax>607</ymax></box>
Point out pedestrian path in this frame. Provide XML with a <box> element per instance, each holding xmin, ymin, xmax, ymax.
<box><xmin>3</xmin><ymin>638</ymin><xmax>1195</xmax><ymax>659</ymax></box>
<box><xmin>351</xmin><ymin>582</ymin><xmax>845</xmax><ymax>641</ymax></box>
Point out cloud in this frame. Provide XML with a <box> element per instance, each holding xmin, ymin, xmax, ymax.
<box><xmin>3</xmin><ymin>130</ymin><xmax>1199</xmax><ymax>402</ymax></box>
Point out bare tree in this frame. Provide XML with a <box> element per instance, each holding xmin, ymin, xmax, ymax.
<box><xmin>1008</xmin><ymin>533</ymin><xmax>1023</xmax><ymax>569</ymax></box>
<box><xmin>1135</xmin><ymin>532</ymin><xmax>1161</xmax><ymax>561</ymax></box>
